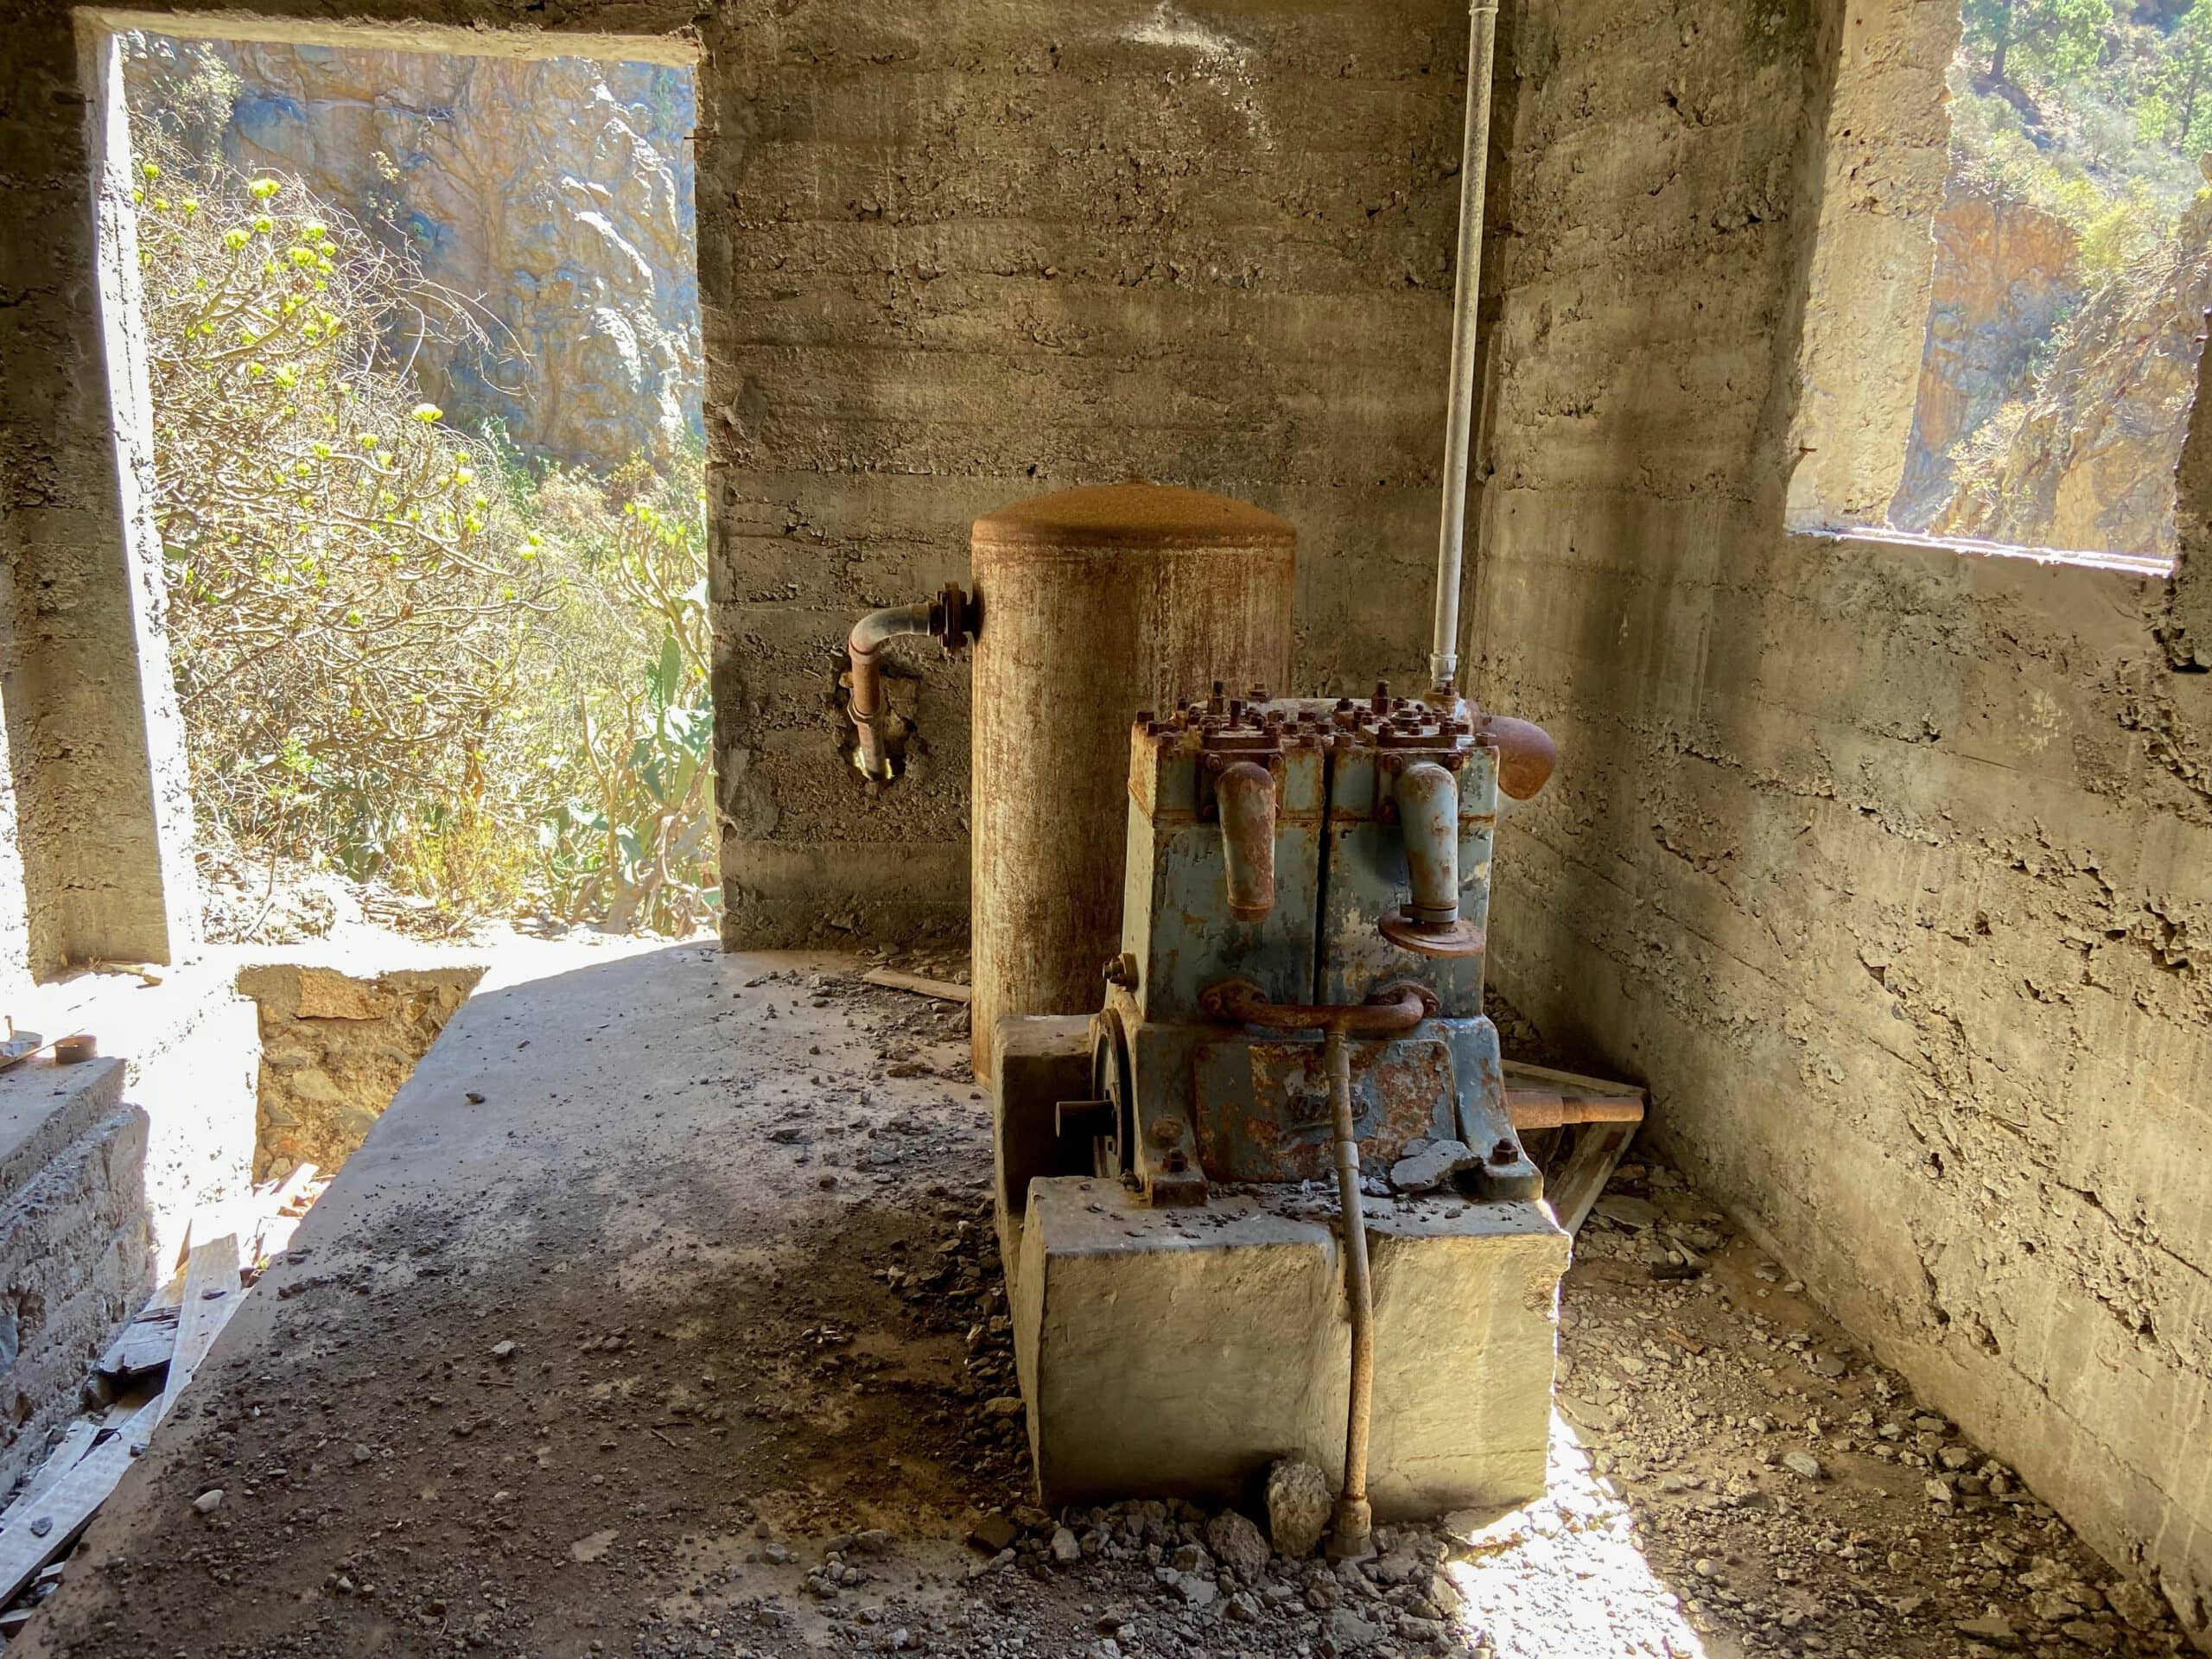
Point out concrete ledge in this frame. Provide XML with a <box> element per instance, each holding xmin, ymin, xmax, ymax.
<box><xmin>1014</xmin><ymin>1175</ymin><xmax>1568</xmax><ymax>1519</ymax></box>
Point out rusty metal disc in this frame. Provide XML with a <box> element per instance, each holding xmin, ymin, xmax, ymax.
<box><xmin>1089</xmin><ymin>1008</ymin><xmax>1134</xmax><ymax>1179</ymax></box>
<box><xmin>1377</xmin><ymin>909</ymin><xmax>1485</xmax><ymax>959</ymax></box>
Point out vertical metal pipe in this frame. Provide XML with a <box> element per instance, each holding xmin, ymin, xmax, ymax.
<box><xmin>1428</xmin><ymin>0</ymin><xmax>1502</xmax><ymax>696</ymax></box>
<box><xmin>1325</xmin><ymin>1027</ymin><xmax>1376</xmax><ymax>1560</ymax></box>
<box><xmin>1392</xmin><ymin>760</ymin><xmax>1461</xmax><ymax>925</ymax></box>
<box><xmin>1215</xmin><ymin>760</ymin><xmax>1279</xmax><ymax>921</ymax></box>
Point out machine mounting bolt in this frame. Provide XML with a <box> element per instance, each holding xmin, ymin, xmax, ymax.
<box><xmin>1103</xmin><ymin>952</ymin><xmax>1140</xmax><ymax>988</ymax></box>
<box><xmin>1151</xmin><ymin>1119</ymin><xmax>1182</xmax><ymax>1147</ymax></box>
<box><xmin>1489</xmin><ymin>1138</ymin><xmax>1517</xmax><ymax>1166</ymax></box>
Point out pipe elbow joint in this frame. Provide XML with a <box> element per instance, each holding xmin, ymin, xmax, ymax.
<box><xmin>1479</xmin><ymin>714</ymin><xmax>1558</xmax><ymax>801</ymax></box>
<box><xmin>1216</xmin><ymin>761</ymin><xmax>1277</xmax><ymax>922</ymax></box>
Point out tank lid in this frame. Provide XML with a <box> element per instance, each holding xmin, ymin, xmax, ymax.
<box><xmin>972</xmin><ymin>482</ymin><xmax>1294</xmax><ymax>550</ymax></box>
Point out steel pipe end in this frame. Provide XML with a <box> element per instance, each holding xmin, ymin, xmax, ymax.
<box><xmin>1326</xmin><ymin>1497</ymin><xmax>1375</xmax><ymax>1563</ymax></box>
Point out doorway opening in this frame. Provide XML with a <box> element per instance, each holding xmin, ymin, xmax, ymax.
<box><xmin>102</xmin><ymin>23</ymin><xmax>712</xmax><ymax>949</ymax></box>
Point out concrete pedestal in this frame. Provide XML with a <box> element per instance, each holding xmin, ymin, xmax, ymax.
<box><xmin>1012</xmin><ymin>1175</ymin><xmax>1568</xmax><ymax>1518</ymax></box>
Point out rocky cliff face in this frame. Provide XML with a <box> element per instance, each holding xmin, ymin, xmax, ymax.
<box><xmin>1891</xmin><ymin>188</ymin><xmax>2082</xmax><ymax>531</ymax></box>
<box><xmin>126</xmin><ymin>37</ymin><xmax>700</xmax><ymax>470</ymax></box>
<box><xmin>1932</xmin><ymin>196</ymin><xmax>2212</xmax><ymax>562</ymax></box>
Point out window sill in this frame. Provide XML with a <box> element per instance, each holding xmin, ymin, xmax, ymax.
<box><xmin>1794</xmin><ymin>524</ymin><xmax>2173</xmax><ymax>582</ymax></box>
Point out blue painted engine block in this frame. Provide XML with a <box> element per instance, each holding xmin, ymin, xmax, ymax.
<box><xmin>1077</xmin><ymin>682</ymin><xmax>1549</xmax><ymax>1207</ymax></box>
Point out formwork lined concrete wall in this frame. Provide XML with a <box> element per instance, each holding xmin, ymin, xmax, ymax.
<box><xmin>699</xmin><ymin>0</ymin><xmax>1469</xmax><ymax>944</ymax></box>
<box><xmin>0</xmin><ymin>25</ymin><xmax>199</xmax><ymax>981</ymax></box>
<box><xmin>1471</xmin><ymin>0</ymin><xmax>2212</xmax><ymax>1635</ymax></box>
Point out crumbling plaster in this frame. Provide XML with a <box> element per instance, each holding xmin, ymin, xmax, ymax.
<box><xmin>1471</xmin><ymin>0</ymin><xmax>2212</xmax><ymax>1637</ymax></box>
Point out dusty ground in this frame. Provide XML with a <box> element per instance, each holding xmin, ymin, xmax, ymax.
<box><xmin>9</xmin><ymin>942</ymin><xmax>2194</xmax><ymax>1659</ymax></box>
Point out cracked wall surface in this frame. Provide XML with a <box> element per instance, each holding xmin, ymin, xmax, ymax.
<box><xmin>1472</xmin><ymin>0</ymin><xmax>2212</xmax><ymax>1637</ymax></box>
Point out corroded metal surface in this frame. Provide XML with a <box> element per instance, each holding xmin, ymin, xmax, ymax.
<box><xmin>969</xmin><ymin>485</ymin><xmax>1294</xmax><ymax>1081</ymax></box>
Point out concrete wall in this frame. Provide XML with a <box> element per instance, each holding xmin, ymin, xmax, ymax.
<box><xmin>0</xmin><ymin>27</ymin><xmax>199</xmax><ymax>982</ymax></box>
<box><xmin>1471</xmin><ymin>0</ymin><xmax>2212</xmax><ymax>1637</ymax></box>
<box><xmin>699</xmin><ymin>0</ymin><xmax>1469</xmax><ymax>944</ymax></box>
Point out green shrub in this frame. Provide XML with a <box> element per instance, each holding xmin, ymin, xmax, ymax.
<box><xmin>134</xmin><ymin>135</ymin><xmax>550</xmax><ymax>906</ymax></box>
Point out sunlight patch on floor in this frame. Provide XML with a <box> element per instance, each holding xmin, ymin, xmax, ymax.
<box><xmin>1445</xmin><ymin>1413</ymin><xmax>1708</xmax><ymax>1659</ymax></box>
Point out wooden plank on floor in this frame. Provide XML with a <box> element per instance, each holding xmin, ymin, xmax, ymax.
<box><xmin>1545</xmin><ymin>1120</ymin><xmax>1643</xmax><ymax>1238</ymax></box>
<box><xmin>0</xmin><ymin>1395</ymin><xmax>164</xmax><ymax>1605</ymax></box>
<box><xmin>860</xmin><ymin>968</ymin><xmax>971</xmax><ymax>1004</ymax></box>
<box><xmin>158</xmin><ymin>1230</ymin><xmax>242</xmax><ymax>1420</ymax></box>
<box><xmin>0</xmin><ymin>1420</ymin><xmax>99</xmax><ymax>1529</ymax></box>
<box><xmin>1502</xmin><ymin>1058</ymin><xmax>1645</xmax><ymax>1098</ymax></box>
<box><xmin>95</xmin><ymin>1307</ymin><xmax>180</xmax><ymax>1381</ymax></box>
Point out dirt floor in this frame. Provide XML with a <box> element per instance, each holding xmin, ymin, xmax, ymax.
<box><xmin>8</xmin><ymin>941</ymin><xmax>2196</xmax><ymax>1659</ymax></box>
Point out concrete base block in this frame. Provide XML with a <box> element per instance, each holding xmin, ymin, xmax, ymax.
<box><xmin>1014</xmin><ymin>1174</ymin><xmax>1568</xmax><ymax>1519</ymax></box>
<box><xmin>991</xmin><ymin>1015</ymin><xmax>1093</xmax><ymax>1274</ymax></box>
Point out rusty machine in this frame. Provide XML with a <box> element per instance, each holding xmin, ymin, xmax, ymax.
<box><xmin>988</xmin><ymin>677</ymin><xmax>1641</xmax><ymax>1556</ymax></box>
<box><xmin>838</xmin><ymin>0</ymin><xmax>1643</xmax><ymax>1554</ymax></box>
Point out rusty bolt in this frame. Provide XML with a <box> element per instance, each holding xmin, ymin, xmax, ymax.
<box><xmin>1151</xmin><ymin>1118</ymin><xmax>1182</xmax><ymax>1147</ymax></box>
<box><xmin>1489</xmin><ymin>1138</ymin><xmax>1517</xmax><ymax>1166</ymax></box>
<box><xmin>1103</xmin><ymin>952</ymin><xmax>1140</xmax><ymax>989</ymax></box>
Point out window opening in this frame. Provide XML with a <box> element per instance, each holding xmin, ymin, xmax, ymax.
<box><xmin>1888</xmin><ymin>1</ymin><xmax>2212</xmax><ymax>563</ymax></box>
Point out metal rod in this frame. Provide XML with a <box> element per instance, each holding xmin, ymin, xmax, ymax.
<box><xmin>1325</xmin><ymin>1027</ymin><xmax>1376</xmax><ymax>1561</ymax></box>
<box><xmin>1428</xmin><ymin>0</ymin><xmax>1503</xmax><ymax>696</ymax></box>
<box><xmin>1504</xmin><ymin>1087</ymin><xmax>1646</xmax><ymax>1132</ymax></box>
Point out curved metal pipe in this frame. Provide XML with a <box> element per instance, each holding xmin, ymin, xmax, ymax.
<box><xmin>1215</xmin><ymin>761</ymin><xmax>1277</xmax><ymax>921</ymax></box>
<box><xmin>1429</xmin><ymin>0</ymin><xmax>1503</xmax><ymax>696</ymax></box>
<box><xmin>1199</xmin><ymin>979</ymin><xmax>1433</xmax><ymax>1035</ymax></box>
<box><xmin>1479</xmin><ymin>712</ymin><xmax>1558</xmax><ymax>801</ymax></box>
<box><xmin>848</xmin><ymin>601</ymin><xmax>933</xmax><ymax>782</ymax></box>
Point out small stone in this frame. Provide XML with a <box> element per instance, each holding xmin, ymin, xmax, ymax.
<box><xmin>1593</xmin><ymin>1195</ymin><xmax>1660</xmax><ymax>1230</ymax></box>
<box><xmin>351</xmin><ymin>1444</ymin><xmax>372</xmax><ymax>1464</ymax></box>
<box><xmin>1204</xmin><ymin>1510</ymin><xmax>1270</xmax><ymax>1581</ymax></box>
<box><xmin>1329</xmin><ymin>1607</ymin><xmax>1382</xmax><ymax>1649</ymax></box>
<box><xmin>1174</xmin><ymin>1573</ymin><xmax>1217</xmax><ymax>1608</ymax></box>
<box><xmin>1925</xmin><ymin>1477</ymin><xmax>1955</xmax><ymax>1504</ymax></box>
<box><xmin>492</xmin><ymin>1340</ymin><xmax>517</xmax><ymax>1362</ymax></box>
<box><xmin>194</xmin><ymin>1490</ymin><xmax>225</xmax><ymax>1515</ymax></box>
<box><xmin>29</xmin><ymin>1516</ymin><xmax>52</xmax><ymax>1537</ymax></box>
<box><xmin>2106</xmin><ymin>1579</ymin><xmax>2164</xmax><ymax>1630</ymax></box>
<box><xmin>1389</xmin><ymin>1139</ymin><xmax>1471</xmax><ymax>1194</ymax></box>
<box><xmin>1781</xmin><ymin>1451</ymin><xmax>1824</xmax><ymax>1480</ymax></box>
<box><xmin>1955</xmin><ymin>1614</ymin><xmax>2020</xmax><ymax>1648</ymax></box>
<box><xmin>968</xmin><ymin>1514</ymin><xmax>1019</xmax><ymax>1554</ymax></box>
<box><xmin>982</xmin><ymin>1396</ymin><xmax>1024</xmax><ymax>1417</ymax></box>
<box><xmin>1266</xmin><ymin>1459</ymin><xmax>1331</xmax><ymax>1558</ymax></box>
<box><xmin>1050</xmin><ymin>1527</ymin><xmax>1081</xmax><ymax>1567</ymax></box>
<box><xmin>2063</xmin><ymin>1621</ymin><xmax>2119</xmax><ymax>1651</ymax></box>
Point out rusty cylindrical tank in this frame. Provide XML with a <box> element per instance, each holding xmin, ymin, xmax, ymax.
<box><xmin>970</xmin><ymin>483</ymin><xmax>1295</xmax><ymax>1079</ymax></box>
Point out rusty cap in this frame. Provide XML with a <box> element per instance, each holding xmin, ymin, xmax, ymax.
<box><xmin>971</xmin><ymin>483</ymin><xmax>1295</xmax><ymax>555</ymax></box>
